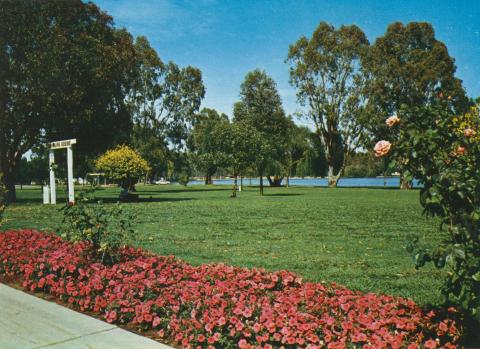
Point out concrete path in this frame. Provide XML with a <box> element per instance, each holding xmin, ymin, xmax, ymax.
<box><xmin>0</xmin><ymin>283</ymin><xmax>174</xmax><ymax>349</ymax></box>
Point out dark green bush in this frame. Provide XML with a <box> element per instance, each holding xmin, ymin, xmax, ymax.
<box><xmin>177</xmin><ymin>172</ymin><xmax>190</xmax><ymax>186</ymax></box>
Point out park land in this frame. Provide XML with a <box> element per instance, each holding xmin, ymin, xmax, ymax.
<box><xmin>3</xmin><ymin>184</ymin><xmax>444</xmax><ymax>306</ymax></box>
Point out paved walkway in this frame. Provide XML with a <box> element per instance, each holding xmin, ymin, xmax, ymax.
<box><xmin>0</xmin><ymin>283</ymin><xmax>173</xmax><ymax>349</ymax></box>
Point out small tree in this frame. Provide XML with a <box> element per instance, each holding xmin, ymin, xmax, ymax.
<box><xmin>283</xmin><ymin>124</ymin><xmax>314</xmax><ymax>187</ymax></box>
<box><xmin>213</xmin><ymin>121</ymin><xmax>265</xmax><ymax>197</ymax></box>
<box><xmin>60</xmin><ymin>188</ymin><xmax>135</xmax><ymax>265</ymax></box>
<box><xmin>234</xmin><ymin>70</ymin><xmax>291</xmax><ymax>192</ymax></box>
<box><xmin>188</xmin><ymin>108</ymin><xmax>229</xmax><ymax>184</ymax></box>
<box><xmin>95</xmin><ymin>145</ymin><xmax>150</xmax><ymax>191</ymax></box>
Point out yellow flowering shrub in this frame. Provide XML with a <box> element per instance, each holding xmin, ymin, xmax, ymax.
<box><xmin>95</xmin><ymin>146</ymin><xmax>150</xmax><ymax>190</ymax></box>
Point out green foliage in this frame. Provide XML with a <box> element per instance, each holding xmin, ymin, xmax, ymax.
<box><xmin>188</xmin><ymin>108</ymin><xmax>229</xmax><ymax>183</ymax></box>
<box><xmin>16</xmin><ymin>156</ymin><xmax>49</xmax><ymax>185</ymax></box>
<box><xmin>234</xmin><ymin>70</ymin><xmax>290</xmax><ymax>188</ymax></box>
<box><xmin>343</xmin><ymin>152</ymin><xmax>383</xmax><ymax>178</ymax></box>
<box><xmin>0</xmin><ymin>175</ymin><xmax>6</xmax><ymax>225</ymax></box>
<box><xmin>287</xmin><ymin>22</ymin><xmax>370</xmax><ymax>186</ymax></box>
<box><xmin>59</xmin><ymin>189</ymin><xmax>135</xmax><ymax>265</ymax></box>
<box><xmin>95</xmin><ymin>145</ymin><xmax>150</xmax><ymax>190</ymax></box>
<box><xmin>128</xmin><ymin>36</ymin><xmax>205</xmax><ymax>151</ymax></box>
<box><xmin>362</xmin><ymin>22</ymin><xmax>469</xmax><ymax>149</ymax></box>
<box><xmin>212</xmin><ymin>120</ymin><xmax>267</xmax><ymax>196</ymax></box>
<box><xmin>0</xmin><ymin>0</ymin><xmax>137</xmax><ymax>201</ymax></box>
<box><xmin>132</xmin><ymin>124</ymin><xmax>168</xmax><ymax>181</ymax></box>
<box><xmin>383</xmin><ymin>103</ymin><xmax>480</xmax><ymax>325</ymax></box>
<box><xmin>282</xmin><ymin>124</ymin><xmax>315</xmax><ymax>178</ymax></box>
<box><xmin>177</xmin><ymin>172</ymin><xmax>190</xmax><ymax>186</ymax></box>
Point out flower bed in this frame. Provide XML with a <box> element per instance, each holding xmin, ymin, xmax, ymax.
<box><xmin>0</xmin><ymin>230</ymin><xmax>461</xmax><ymax>348</ymax></box>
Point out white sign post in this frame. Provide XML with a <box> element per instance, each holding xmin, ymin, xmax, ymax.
<box><xmin>43</xmin><ymin>185</ymin><xmax>50</xmax><ymax>204</ymax></box>
<box><xmin>47</xmin><ymin>139</ymin><xmax>77</xmax><ymax>204</ymax></box>
<box><xmin>49</xmin><ymin>150</ymin><xmax>56</xmax><ymax>204</ymax></box>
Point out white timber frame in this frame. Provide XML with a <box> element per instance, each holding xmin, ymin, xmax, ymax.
<box><xmin>47</xmin><ymin>139</ymin><xmax>77</xmax><ymax>204</ymax></box>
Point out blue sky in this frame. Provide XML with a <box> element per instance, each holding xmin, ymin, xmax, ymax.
<box><xmin>96</xmin><ymin>0</ymin><xmax>480</xmax><ymax>119</ymax></box>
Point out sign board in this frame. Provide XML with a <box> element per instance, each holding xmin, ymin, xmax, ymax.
<box><xmin>49</xmin><ymin>139</ymin><xmax>77</xmax><ymax>150</ymax></box>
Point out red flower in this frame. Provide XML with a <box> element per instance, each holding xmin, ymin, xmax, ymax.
<box><xmin>0</xmin><ymin>230</ymin><xmax>461</xmax><ymax>349</ymax></box>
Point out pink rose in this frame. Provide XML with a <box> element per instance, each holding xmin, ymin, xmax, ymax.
<box><xmin>386</xmin><ymin>115</ymin><xmax>400</xmax><ymax>127</ymax></box>
<box><xmin>456</xmin><ymin>146</ymin><xmax>465</xmax><ymax>155</ymax></box>
<box><xmin>464</xmin><ymin>128</ymin><xmax>476</xmax><ymax>137</ymax></box>
<box><xmin>374</xmin><ymin>140</ymin><xmax>392</xmax><ymax>157</ymax></box>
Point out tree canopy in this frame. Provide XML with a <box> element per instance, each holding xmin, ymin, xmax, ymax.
<box><xmin>287</xmin><ymin>22</ymin><xmax>370</xmax><ymax>187</ymax></box>
<box><xmin>188</xmin><ymin>108</ymin><xmax>229</xmax><ymax>184</ymax></box>
<box><xmin>362</xmin><ymin>22</ymin><xmax>469</xmax><ymax>145</ymax></box>
<box><xmin>361</xmin><ymin>22</ymin><xmax>469</xmax><ymax>187</ymax></box>
<box><xmin>234</xmin><ymin>69</ymin><xmax>290</xmax><ymax>192</ymax></box>
<box><xmin>0</xmin><ymin>0</ymin><xmax>137</xmax><ymax>201</ymax></box>
<box><xmin>95</xmin><ymin>145</ymin><xmax>150</xmax><ymax>191</ymax></box>
<box><xmin>212</xmin><ymin>120</ymin><xmax>265</xmax><ymax>197</ymax></box>
<box><xmin>128</xmin><ymin>36</ymin><xmax>205</xmax><ymax>150</ymax></box>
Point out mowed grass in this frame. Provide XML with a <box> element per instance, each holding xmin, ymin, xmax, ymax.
<box><xmin>2</xmin><ymin>184</ymin><xmax>445</xmax><ymax>305</ymax></box>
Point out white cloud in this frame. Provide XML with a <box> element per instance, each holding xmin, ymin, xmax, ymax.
<box><xmin>99</xmin><ymin>0</ymin><xmax>217</xmax><ymax>41</ymax></box>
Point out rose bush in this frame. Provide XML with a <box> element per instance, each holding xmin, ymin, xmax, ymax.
<box><xmin>58</xmin><ymin>186</ymin><xmax>136</xmax><ymax>265</ymax></box>
<box><xmin>0</xmin><ymin>230</ymin><xmax>461</xmax><ymax>348</ymax></box>
<box><xmin>374</xmin><ymin>103</ymin><xmax>480</xmax><ymax>338</ymax></box>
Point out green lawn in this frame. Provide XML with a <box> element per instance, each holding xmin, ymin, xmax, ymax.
<box><xmin>2</xmin><ymin>184</ymin><xmax>445</xmax><ymax>305</ymax></box>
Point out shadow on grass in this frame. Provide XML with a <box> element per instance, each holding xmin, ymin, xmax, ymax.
<box><xmin>139</xmin><ymin>187</ymin><xmax>231</xmax><ymax>194</ymax></box>
<box><xmin>96</xmin><ymin>197</ymin><xmax>195</xmax><ymax>204</ymax></box>
<box><xmin>264</xmin><ymin>193</ymin><xmax>304</xmax><ymax>197</ymax></box>
<box><xmin>13</xmin><ymin>196</ymin><xmax>195</xmax><ymax>205</ymax></box>
<box><xmin>13</xmin><ymin>197</ymin><xmax>48</xmax><ymax>204</ymax></box>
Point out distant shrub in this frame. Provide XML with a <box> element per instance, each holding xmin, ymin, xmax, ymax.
<box><xmin>177</xmin><ymin>172</ymin><xmax>190</xmax><ymax>186</ymax></box>
<box><xmin>344</xmin><ymin>164</ymin><xmax>369</xmax><ymax>178</ymax></box>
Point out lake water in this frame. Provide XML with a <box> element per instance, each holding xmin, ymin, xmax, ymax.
<box><xmin>187</xmin><ymin>177</ymin><xmax>421</xmax><ymax>188</ymax></box>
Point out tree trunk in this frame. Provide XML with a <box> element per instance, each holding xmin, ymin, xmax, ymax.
<box><xmin>400</xmin><ymin>172</ymin><xmax>411</xmax><ymax>190</ymax></box>
<box><xmin>124</xmin><ymin>175</ymin><xmax>136</xmax><ymax>191</ymax></box>
<box><xmin>231</xmin><ymin>174</ymin><xmax>237</xmax><ymax>197</ymax></box>
<box><xmin>204</xmin><ymin>173</ymin><xmax>213</xmax><ymax>185</ymax></box>
<box><xmin>328</xmin><ymin>158</ymin><xmax>347</xmax><ymax>188</ymax></box>
<box><xmin>327</xmin><ymin>165</ymin><xmax>337</xmax><ymax>187</ymax></box>
<box><xmin>3</xmin><ymin>172</ymin><xmax>16</xmax><ymax>203</ymax></box>
<box><xmin>267</xmin><ymin>175</ymin><xmax>284</xmax><ymax>187</ymax></box>
<box><xmin>259</xmin><ymin>171</ymin><xmax>264</xmax><ymax>196</ymax></box>
<box><xmin>240</xmin><ymin>176</ymin><xmax>243</xmax><ymax>189</ymax></box>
